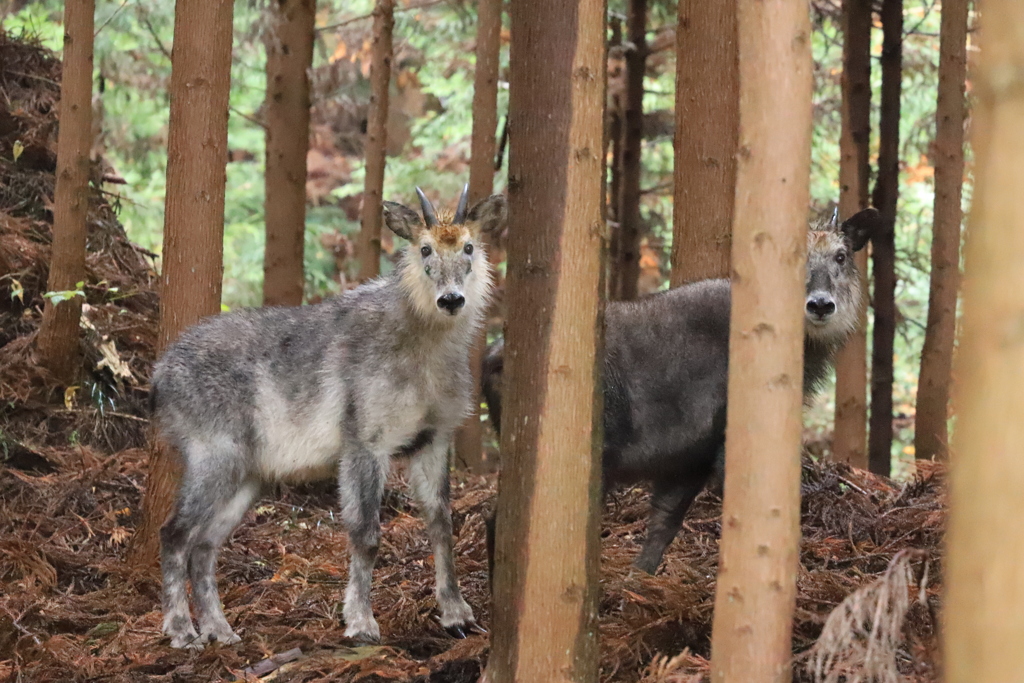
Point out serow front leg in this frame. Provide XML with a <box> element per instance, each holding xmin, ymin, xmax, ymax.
<box><xmin>409</xmin><ymin>437</ymin><xmax>481</xmax><ymax>638</ymax></box>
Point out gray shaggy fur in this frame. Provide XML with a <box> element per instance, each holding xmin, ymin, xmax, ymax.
<box><xmin>152</xmin><ymin>189</ymin><xmax>506</xmax><ymax>649</ymax></box>
<box><xmin>483</xmin><ymin>208</ymin><xmax>882</xmax><ymax>575</ymax></box>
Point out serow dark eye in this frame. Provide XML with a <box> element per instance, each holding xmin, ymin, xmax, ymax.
<box><xmin>420</xmin><ymin>245</ymin><xmax>432</xmax><ymax>258</ymax></box>
<box><xmin>463</xmin><ymin>243</ymin><xmax>474</xmax><ymax>256</ymax></box>
<box><xmin>835</xmin><ymin>251</ymin><xmax>847</xmax><ymax>265</ymax></box>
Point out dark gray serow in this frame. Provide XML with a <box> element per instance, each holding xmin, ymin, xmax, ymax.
<box><xmin>151</xmin><ymin>187</ymin><xmax>506</xmax><ymax>649</ymax></box>
<box><xmin>484</xmin><ymin>208</ymin><xmax>882</xmax><ymax>575</ymax></box>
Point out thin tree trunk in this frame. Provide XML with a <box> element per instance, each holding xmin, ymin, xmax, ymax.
<box><xmin>613</xmin><ymin>0</ymin><xmax>646</xmax><ymax>301</ymax></box>
<box><xmin>708</xmin><ymin>0</ymin><xmax>812</xmax><ymax>679</ymax></box>
<box><xmin>356</xmin><ymin>0</ymin><xmax>394</xmax><ymax>283</ymax></box>
<box><xmin>35</xmin><ymin>0</ymin><xmax>94</xmax><ymax>384</ymax></box>
<box><xmin>669</xmin><ymin>0</ymin><xmax>737</xmax><ymax>287</ymax></box>
<box><xmin>263</xmin><ymin>0</ymin><xmax>315</xmax><ymax>307</ymax></box>
<box><xmin>468</xmin><ymin>0</ymin><xmax>501</xmax><ymax>217</ymax></box>
<box><xmin>914</xmin><ymin>0</ymin><xmax>967</xmax><ymax>462</ymax></box>
<box><xmin>831</xmin><ymin>0</ymin><xmax>873</xmax><ymax>468</ymax></box>
<box><xmin>484</xmin><ymin>0</ymin><xmax>606</xmax><ymax>678</ymax></box>
<box><xmin>454</xmin><ymin>0</ymin><xmax>502</xmax><ymax>473</ymax></box>
<box><xmin>943</xmin><ymin>2</ymin><xmax>1024</xmax><ymax>678</ymax></box>
<box><xmin>130</xmin><ymin>0</ymin><xmax>234</xmax><ymax>568</ymax></box>
<box><xmin>606</xmin><ymin>16</ymin><xmax>623</xmax><ymax>300</ymax></box>
<box><xmin>868</xmin><ymin>0</ymin><xmax>902</xmax><ymax>477</ymax></box>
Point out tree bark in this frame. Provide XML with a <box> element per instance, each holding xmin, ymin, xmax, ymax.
<box><xmin>612</xmin><ymin>0</ymin><xmax>646</xmax><ymax>301</ymax></box>
<box><xmin>130</xmin><ymin>0</ymin><xmax>234</xmax><ymax>568</ymax></box>
<box><xmin>914</xmin><ymin>0</ymin><xmax>967</xmax><ymax>462</ymax></box>
<box><xmin>35</xmin><ymin>0</ymin><xmax>94</xmax><ymax>384</ymax></box>
<box><xmin>454</xmin><ymin>0</ymin><xmax>502</xmax><ymax>473</ymax></box>
<box><xmin>262</xmin><ymin>0</ymin><xmax>315</xmax><ymax>307</ymax></box>
<box><xmin>943</xmin><ymin>3</ymin><xmax>1024</xmax><ymax>678</ymax></box>
<box><xmin>484</xmin><ymin>0</ymin><xmax>606</xmax><ymax>679</ymax></box>
<box><xmin>868</xmin><ymin>0</ymin><xmax>902</xmax><ymax>477</ymax></box>
<box><xmin>356</xmin><ymin>0</ymin><xmax>394</xmax><ymax>282</ymax></box>
<box><xmin>669</xmin><ymin>0</ymin><xmax>737</xmax><ymax>287</ymax></box>
<box><xmin>831</xmin><ymin>0</ymin><xmax>873</xmax><ymax>468</ymax></box>
<box><xmin>708</xmin><ymin>0</ymin><xmax>812</xmax><ymax>680</ymax></box>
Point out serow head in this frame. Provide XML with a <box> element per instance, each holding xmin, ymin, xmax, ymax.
<box><xmin>804</xmin><ymin>207</ymin><xmax>883</xmax><ymax>343</ymax></box>
<box><xmin>383</xmin><ymin>184</ymin><xmax>507</xmax><ymax>320</ymax></box>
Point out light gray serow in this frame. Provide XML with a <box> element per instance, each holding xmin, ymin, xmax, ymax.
<box><xmin>151</xmin><ymin>187</ymin><xmax>506</xmax><ymax>649</ymax></box>
<box><xmin>484</xmin><ymin>207</ymin><xmax>883</xmax><ymax>576</ymax></box>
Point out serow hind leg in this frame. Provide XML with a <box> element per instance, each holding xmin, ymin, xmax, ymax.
<box><xmin>189</xmin><ymin>480</ymin><xmax>259</xmax><ymax>647</ymax></box>
<box><xmin>161</xmin><ymin>502</ymin><xmax>202</xmax><ymax>650</ymax></box>
<box><xmin>339</xmin><ymin>449</ymin><xmax>386</xmax><ymax>643</ymax></box>
<box><xmin>409</xmin><ymin>438</ymin><xmax>480</xmax><ymax>638</ymax></box>
<box><xmin>634</xmin><ymin>476</ymin><xmax>708</xmax><ymax>575</ymax></box>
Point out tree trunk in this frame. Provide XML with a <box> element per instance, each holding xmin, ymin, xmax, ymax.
<box><xmin>669</xmin><ymin>0</ymin><xmax>737</xmax><ymax>287</ymax></box>
<box><xmin>914</xmin><ymin>0</ymin><xmax>967</xmax><ymax>462</ymax></box>
<box><xmin>708</xmin><ymin>0</ymin><xmax>812</xmax><ymax>680</ymax></box>
<box><xmin>35</xmin><ymin>0</ymin><xmax>94</xmax><ymax>384</ymax></box>
<box><xmin>130</xmin><ymin>0</ymin><xmax>235</xmax><ymax>568</ymax></box>
<box><xmin>943</xmin><ymin>3</ymin><xmax>1024</xmax><ymax>678</ymax></box>
<box><xmin>868</xmin><ymin>0</ymin><xmax>902</xmax><ymax>477</ymax></box>
<box><xmin>484</xmin><ymin>0</ymin><xmax>606</xmax><ymax>679</ymax></box>
<box><xmin>613</xmin><ymin>0</ymin><xmax>646</xmax><ymax>301</ymax></box>
<box><xmin>262</xmin><ymin>0</ymin><xmax>315</xmax><ymax>307</ymax></box>
<box><xmin>356</xmin><ymin>0</ymin><xmax>394</xmax><ymax>283</ymax></box>
<box><xmin>454</xmin><ymin>0</ymin><xmax>502</xmax><ymax>473</ymax></box>
<box><xmin>831</xmin><ymin>0</ymin><xmax>873</xmax><ymax>468</ymax></box>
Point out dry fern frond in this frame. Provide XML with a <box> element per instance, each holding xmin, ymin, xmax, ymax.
<box><xmin>803</xmin><ymin>549</ymin><xmax>929</xmax><ymax>683</ymax></box>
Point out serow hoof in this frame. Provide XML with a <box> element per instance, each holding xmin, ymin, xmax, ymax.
<box><xmin>345</xmin><ymin>630</ymin><xmax>381</xmax><ymax>645</ymax></box>
<box><xmin>441</xmin><ymin>618</ymin><xmax>486</xmax><ymax>639</ymax></box>
<box><xmin>632</xmin><ymin>557</ymin><xmax>659</xmax><ymax>576</ymax></box>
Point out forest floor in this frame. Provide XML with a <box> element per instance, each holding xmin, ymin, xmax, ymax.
<box><xmin>0</xmin><ymin>437</ymin><xmax>946</xmax><ymax>683</ymax></box>
<box><xmin>0</xmin><ymin>30</ymin><xmax>943</xmax><ymax>683</ymax></box>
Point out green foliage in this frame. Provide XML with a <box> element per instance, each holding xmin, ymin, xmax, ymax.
<box><xmin>8</xmin><ymin>0</ymin><xmax>511</xmax><ymax>308</ymax></box>
<box><xmin>42</xmin><ymin>281</ymin><xmax>85</xmax><ymax>306</ymax></box>
<box><xmin>806</xmin><ymin>3</ymin><xmax>954</xmax><ymax>470</ymax></box>
<box><xmin>6</xmin><ymin>0</ymin><xmax>965</xmax><ymax>468</ymax></box>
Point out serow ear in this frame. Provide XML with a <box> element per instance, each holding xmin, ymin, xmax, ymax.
<box><xmin>841</xmin><ymin>207</ymin><xmax>884</xmax><ymax>252</ymax></box>
<box><xmin>466</xmin><ymin>194</ymin><xmax>508</xmax><ymax>235</ymax></box>
<box><xmin>382</xmin><ymin>201</ymin><xmax>424</xmax><ymax>241</ymax></box>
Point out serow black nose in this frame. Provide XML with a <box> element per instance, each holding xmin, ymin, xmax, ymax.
<box><xmin>437</xmin><ymin>293</ymin><xmax>466</xmax><ymax>314</ymax></box>
<box><xmin>806</xmin><ymin>296</ymin><xmax>836</xmax><ymax>318</ymax></box>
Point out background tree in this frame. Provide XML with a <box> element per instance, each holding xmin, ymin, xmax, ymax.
<box><xmin>944</xmin><ymin>1</ymin><xmax>1024</xmax><ymax>678</ymax></box>
<box><xmin>669</xmin><ymin>0</ymin><xmax>737</xmax><ymax>287</ymax></box>
<box><xmin>610</xmin><ymin>0</ymin><xmax>646</xmax><ymax>301</ymax></box>
<box><xmin>868</xmin><ymin>0</ymin><xmax>902</xmax><ymax>477</ymax></box>
<box><xmin>831</xmin><ymin>0</ymin><xmax>873</xmax><ymax>469</ymax></box>
<box><xmin>485</xmin><ymin>0</ymin><xmax>606</xmax><ymax>678</ymax></box>
<box><xmin>35</xmin><ymin>0</ymin><xmax>94</xmax><ymax>383</ymax></box>
<box><xmin>453</xmin><ymin>0</ymin><xmax>502</xmax><ymax>473</ymax></box>
<box><xmin>914</xmin><ymin>0</ymin><xmax>968</xmax><ymax>462</ymax></box>
<box><xmin>130</xmin><ymin>0</ymin><xmax>235</xmax><ymax>566</ymax></box>
<box><xmin>606</xmin><ymin>15</ymin><xmax>623</xmax><ymax>298</ymax></box>
<box><xmin>709</xmin><ymin>0</ymin><xmax>812</xmax><ymax>679</ymax></box>
<box><xmin>262</xmin><ymin>0</ymin><xmax>315</xmax><ymax>307</ymax></box>
<box><xmin>356</xmin><ymin>0</ymin><xmax>393</xmax><ymax>282</ymax></box>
